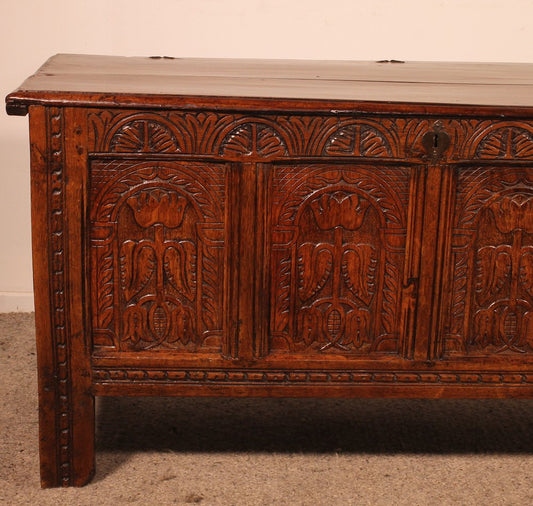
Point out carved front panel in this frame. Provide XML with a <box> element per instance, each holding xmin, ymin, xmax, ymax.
<box><xmin>442</xmin><ymin>167</ymin><xmax>533</xmax><ymax>356</ymax></box>
<box><xmin>89</xmin><ymin>160</ymin><xmax>229</xmax><ymax>353</ymax></box>
<box><xmin>267</xmin><ymin>164</ymin><xmax>415</xmax><ymax>356</ymax></box>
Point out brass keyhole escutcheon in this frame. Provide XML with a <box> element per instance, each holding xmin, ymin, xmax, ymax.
<box><xmin>422</xmin><ymin>128</ymin><xmax>450</xmax><ymax>160</ymax></box>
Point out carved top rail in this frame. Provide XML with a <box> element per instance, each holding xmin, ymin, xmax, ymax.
<box><xmin>89</xmin><ymin>110</ymin><xmax>533</xmax><ymax>162</ymax></box>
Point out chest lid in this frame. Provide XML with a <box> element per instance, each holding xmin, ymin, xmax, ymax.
<box><xmin>7</xmin><ymin>54</ymin><xmax>533</xmax><ymax>116</ymax></box>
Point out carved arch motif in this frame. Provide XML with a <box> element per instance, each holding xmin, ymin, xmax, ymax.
<box><xmin>218</xmin><ymin>121</ymin><xmax>288</xmax><ymax>157</ymax></box>
<box><xmin>469</xmin><ymin>123</ymin><xmax>533</xmax><ymax>159</ymax></box>
<box><xmin>109</xmin><ymin>117</ymin><xmax>181</xmax><ymax>153</ymax></box>
<box><xmin>276</xmin><ymin>166</ymin><xmax>407</xmax><ymax>227</ymax></box>
<box><xmin>90</xmin><ymin>161</ymin><xmax>227</xmax><ymax>352</ymax></box>
<box><xmin>324</xmin><ymin>122</ymin><xmax>396</xmax><ymax>157</ymax></box>
<box><xmin>444</xmin><ymin>168</ymin><xmax>533</xmax><ymax>356</ymax></box>
<box><xmin>269</xmin><ymin>165</ymin><xmax>411</xmax><ymax>356</ymax></box>
<box><xmin>92</xmin><ymin>163</ymin><xmax>223</xmax><ymax>224</ymax></box>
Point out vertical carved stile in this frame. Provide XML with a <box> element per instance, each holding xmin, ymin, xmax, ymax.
<box><xmin>30</xmin><ymin>107</ymin><xmax>95</xmax><ymax>487</ymax></box>
<box><xmin>254</xmin><ymin>163</ymin><xmax>270</xmax><ymax>358</ymax></box>
<box><xmin>46</xmin><ymin>107</ymin><xmax>72</xmax><ymax>486</ymax></box>
<box><xmin>400</xmin><ymin>167</ymin><xmax>425</xmax><ymax>358</ymax></box>
<box><xmin>432</xmin><ymin>166</ymin><xmax>457</xmax><ymax>359</ymax></box>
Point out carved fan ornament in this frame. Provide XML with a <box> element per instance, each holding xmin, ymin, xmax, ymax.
<box><xmin>220</xmin><ymin>122</ymin><xmax>288</xmax><ymax>157</ymax></box>
<box><xmin>110</xmin><ymin>119</ymin><xmax>181</xmax><ymax>153</ymax></box>
<box><xmin>324</xmin><ymin>124</ymin><xmax>393</xmax><ymax>157</ymax></box>
<box><xmin>475</xmin><ymin>126</ymin><xmax>533</xmax><ymax>159</ymax></box>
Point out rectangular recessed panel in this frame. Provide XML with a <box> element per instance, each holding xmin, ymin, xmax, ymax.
<box><xmin>88</xmin><ymin>159</ymin><xmax>229</xmax><ymax>354</ymax></box>
<box><xmin>266</xmin><ymin>163</ymin><xmax>416</xmax><ymax>358</ymax></box>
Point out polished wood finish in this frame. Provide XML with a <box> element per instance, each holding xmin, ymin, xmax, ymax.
<box><xmin>8</xmin><ymin>54</ymin><xmax>533</xmax><ymax>116</ymax></box>
<box><xmin>7</xmin><ymin>55</ymin><xmax>533</xmax><ymax>487</ymax></box>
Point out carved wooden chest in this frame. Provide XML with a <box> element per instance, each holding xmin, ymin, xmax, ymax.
<box><xmin>7</xmin><ymin>55</ymin><xmax>533</xmax><ymax>486</ymax></box>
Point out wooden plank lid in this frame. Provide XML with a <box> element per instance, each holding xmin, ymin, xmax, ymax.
<box><xmin>7</xmin><ymin>54</ymin><xmax>533</xmax><ymax>116</ymax></box>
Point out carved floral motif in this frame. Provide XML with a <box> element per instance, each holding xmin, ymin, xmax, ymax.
<box><xmin>120</xmin><ymin>189</ymin><xmax>196</xmax><ymax>348</ymax></box>
<box><xmin>269</xmin><ymin>165</ymin><xmax>411</xmax><ymax>355</ymax></box>
<box><xmin>90</xmin><ymin>161</ymin><xmax>227</xmax><ymax>352</ymax></box>
<box><xmin>296</xmin><ymin>192</ymin><xmax>377</xmax><ymax>351</ymax></box>
<box><xmin>444</xmin><ymin>170</ymin><xmax>533</xmax><ymax>355</ymax></box>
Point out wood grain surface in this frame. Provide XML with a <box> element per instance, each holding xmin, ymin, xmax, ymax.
<box><xmin>6</xmin><ymin>55</ymin><xmax>533</xmax><ymax>487</ymax></box>
<box><xmin>7</xmin><ymin>54</ymin><xmax>533</xmax><ymax>114</ymax></box>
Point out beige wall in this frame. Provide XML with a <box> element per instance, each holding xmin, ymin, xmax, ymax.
<box><xmin>1</xmin><ymin>0</ymin><xmax>532</xmax><ymax>311</ymax></box>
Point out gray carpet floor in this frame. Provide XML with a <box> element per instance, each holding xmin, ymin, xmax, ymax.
<box><xmin>1</xmin><ymin>312</ymin><xmax>532</xmax><ymax>505</ymax></box>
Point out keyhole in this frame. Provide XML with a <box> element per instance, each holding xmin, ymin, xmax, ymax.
<box><xmin>422</xmin><ymin>129</ymin><xmax>450</xmax><ymax>159</ymax></box>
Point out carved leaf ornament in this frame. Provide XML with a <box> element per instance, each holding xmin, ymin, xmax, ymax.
<box><xmin>467</xmin><ymin>194</ymin><xmax>533</xmax><ymax>353</ymax></box>
<box><xmin>91</xmin><ymin>161</ymin><xmax>226</xmax><ymax>353</ymax></box>
<box><xmin>295</xmin><ymin>191</ymin><xmax>378</xmax><ymax>351</ymax></box>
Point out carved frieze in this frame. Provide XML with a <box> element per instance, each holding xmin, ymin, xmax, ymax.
<box><xmin>89</xmin><ymin>110</ymin><xmax>533</xmax><ymax>161</ymax></box>
<box><xmin>93</xmin><ymin>367</ymin><xmax>533</xmax><ymax>387</ymax></box>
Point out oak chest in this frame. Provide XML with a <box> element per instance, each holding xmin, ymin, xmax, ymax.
<box><xmin>7</xmin><ymin>55</ymin><xmax>533</xmax><ymax>487</ymax></box>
